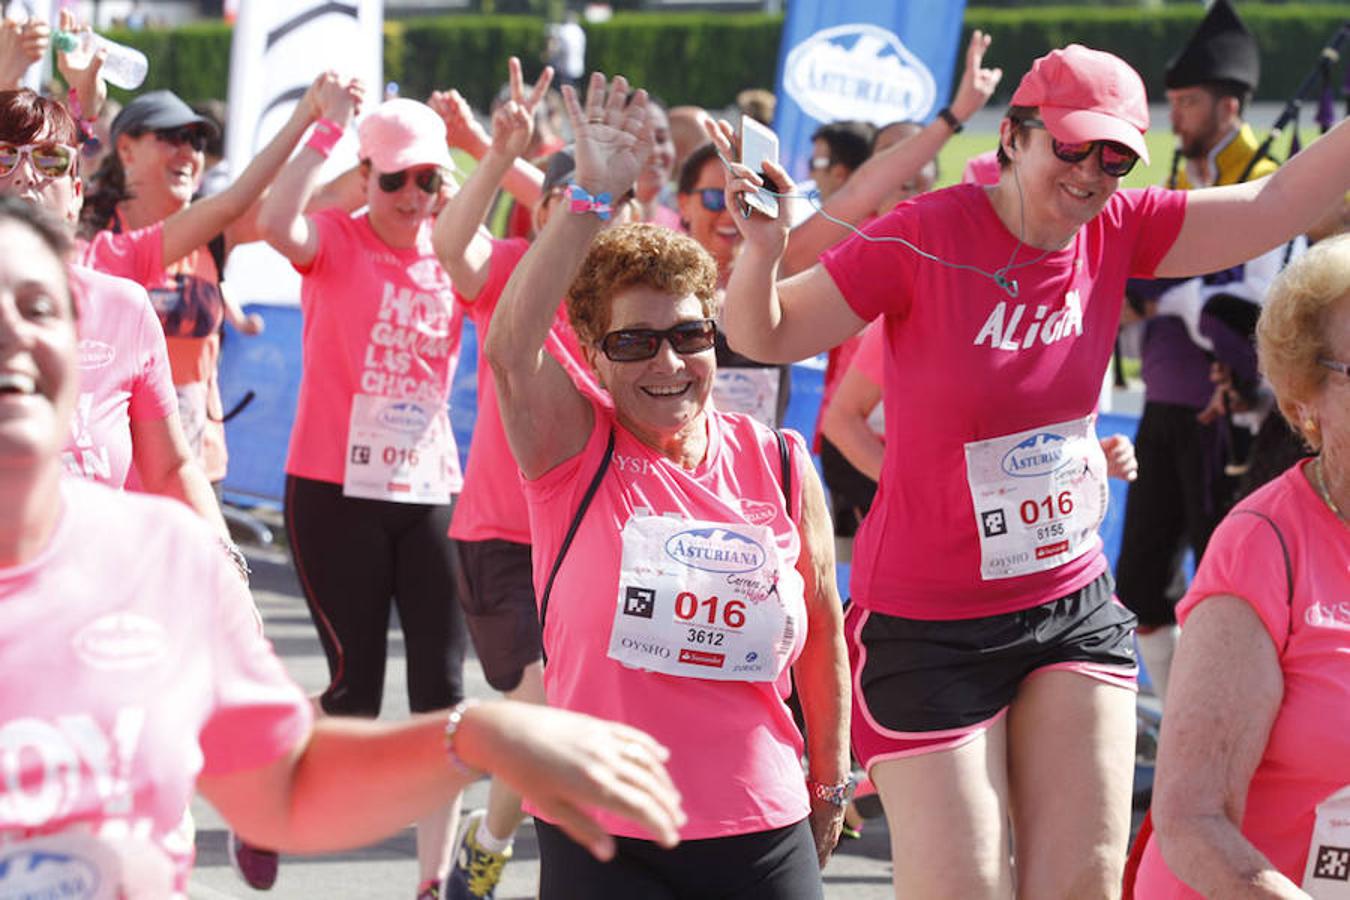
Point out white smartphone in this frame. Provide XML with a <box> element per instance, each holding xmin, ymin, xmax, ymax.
<box><xmin>739</xmin><ymin>116</ymin><xmax>780</xmax><ymax>220</ymax></box>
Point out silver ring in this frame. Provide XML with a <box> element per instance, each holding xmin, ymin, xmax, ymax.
<box><xmin>622</xmin><ymin>741</ymin><xmax>646</xmax><ymax>762</ymax></box>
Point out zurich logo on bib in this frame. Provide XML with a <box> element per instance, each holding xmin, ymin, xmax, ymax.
<box><xmin>783</xmin><ymin>24</ymin><xmax>936</xmax><ymax>126</ymax></box>
<box><xmin>665</xmin><ymin>527</ymin><xmax>766</xmax><ymax>574</ymax></box>
<box><xmin>1001</xmin><ymin>433</ymin><xmax>1070</xmax><ymax>478</ymax></box>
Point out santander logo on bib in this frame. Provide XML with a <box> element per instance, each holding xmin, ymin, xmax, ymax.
<box><xmin>784</xmin><ymin>24</ymin><xmax>936</xmax><ymax>125</ymax></box>
<box><xmin>665</xmin><ymin>527</ymin><xmax>766</xmax><ymax>574</ymax></box>
<box><xmin>1001</xmin><ymin>433</ymin><xmax>1070</xmax><ymax>478</ymax></box>
<box><xmin>377</xmin><ymin>402</ymin><xmax>430</xmax><ymax>434</ymax></box>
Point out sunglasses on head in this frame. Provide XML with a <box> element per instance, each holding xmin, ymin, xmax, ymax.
<box><xmin>377</xmin><ymin>168</ymin><xmax>444</xmax><ymax>195</ymax></box>
<box><xmin>0</xmin><ymin>141</ymin><xmax>78</xmax><ymax>178</ymax></box>
<box><xmin>598</xmin><ymin>318</ymin><xmax>717</xmax><ymax>363</ymax></box>
<box><xmin>692</xmin><ymin>187</ymin><xmax>726</xmax><ymax>213</ymax></box>
<box><xmin>154</xmin><ymin>126</ymin><xmax>209</xmax><ymax>153</ymax></box>
<box><xmin>1019</xmin><ymin>118</ymin><xmax>1140</xmax><ymax>178</ymax></box>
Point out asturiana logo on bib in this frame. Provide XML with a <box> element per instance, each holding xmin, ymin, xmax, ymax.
<box><xmin>77</xmin><ymin>340</ymin><xmax>116</xmax><ymax>370</ymax></box>
<box><xmin>1000</xmin><ymin>433</ymin><xmax>1069</xmax><ymax>478</ymax></box>
<box><xmin>0</xmin><ymin>848</ymin><xmax>100</xmax><ymax>898</ymax></box>
<box><xmin>784</xmin><ymin>24</ymin><xmax>937</xmax><ymax>125</ymax></box>
<box><xmin>665</xmin><ymin>527</ymin><xmax>766</xmax><ymax>574</ymax></box>
<box><xmin>377</xmin><ymin>402</ymin><xmax>430</xmax><ymax>434</ymax></box>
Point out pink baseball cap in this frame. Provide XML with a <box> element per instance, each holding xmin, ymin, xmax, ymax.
<box><xmin>1010</xmin><ymin>44</ymin><xmax>1150</xmax><ymax>164</ymax></box>
<box><xmin>357</xmin><ymin>98</ymin><xmax>456</xmax><ymax>173</ymax></box>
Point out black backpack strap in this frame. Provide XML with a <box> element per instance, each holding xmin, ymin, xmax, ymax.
<box><xmin>774</xmin><ymin>427</ymin><xmax>792</xmax><ymax>509</ymax></box>
<box><xmin>538</xmin><ymin>428</ymin><xmax>615</xmax><ymax>664</ymax></box>
<box><xmin>1230</xmin><ymin>508</ymin><xmax>1294</xmax><ymax>652</ymax></box>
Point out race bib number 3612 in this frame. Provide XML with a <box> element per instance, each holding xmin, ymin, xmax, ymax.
<box><xmin>606</xmin><ymin>514</ymin><xmax>803</xmax><ymax>682</ymax></box>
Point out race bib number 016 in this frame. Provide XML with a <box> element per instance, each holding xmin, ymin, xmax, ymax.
<box><xmin>343</xmin><ymin>394</ymin><xmax>457</xmax><ymax>504</ymax></box>
<box><xmin>964</xmin><ymin>415</ymin><xmax>1107</xmax><ymax>581</ymax></box>
<box><xmin>606</xmin><ymin>514</ymin><xmax>803</xmax><ymax>682</ymax></box>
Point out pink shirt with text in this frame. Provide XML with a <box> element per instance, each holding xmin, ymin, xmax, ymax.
<box><xmin>822</xmin><ymin>184</ymin><xmax>1186</xmax><ymax>620</ymax></box>
<box><xmin>1135</xmin><ymin>462</ymin><xmax>1350</xmax><ymax>897</ymax></box>
<box><xmin>523</xmin><ymin>404</ymin><xmax>811</xmax><ymax>840</ymax></box>
<box><xmin>450</xmin><ymin>239</ymin><xmax>601</xmax><ymax>543</ymax></box>
<box><xmin>63</xmin><ymin>265</ymin><xmax>177</xmax><ymax>488</ymax></box>
<box><xmin>0</xmin><ymin>479</ymin><xmax>312</xmax><ymax>896</ymax></box>
<box><xmin>286</xmin><ymin>209</ymin><xmax>464</xmax><ymax>488</ymax></box>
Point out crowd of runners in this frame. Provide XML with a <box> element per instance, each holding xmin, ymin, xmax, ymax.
<box><xmin>1</xmin><ymin>1</ymin><xmax>1348</xmax><ymax>898</ymax></box>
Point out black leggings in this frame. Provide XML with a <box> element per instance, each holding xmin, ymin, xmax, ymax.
<box><xmin>284</xmin><ymin>475</ymin><xmax>467</xmax><ymax>717</ymax></box>
<box><xmin>535</xmin><ymin>818</ymin><xmax>823</xmax><ymax>900</ymax></box>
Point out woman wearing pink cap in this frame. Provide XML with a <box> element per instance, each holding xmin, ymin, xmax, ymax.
<box><xmin>258</xmin><ymin>89</ymin><xmax>473</xmax><ymax>899</ymax></box>
<box><xmin>714</xmin><ymin>38</ymin><xmax>1350</xmax><ymax>898</ymax></box>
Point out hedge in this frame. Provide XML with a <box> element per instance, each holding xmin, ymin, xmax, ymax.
<box><xmin>91</xmin><ymin>5</ymin><xmax>1348</xmax><ymax>112</ymax></box>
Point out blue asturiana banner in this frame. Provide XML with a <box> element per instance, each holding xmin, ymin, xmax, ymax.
<box><xmin>772</xmin><ymin>1</ymin><xmax>968</xmax><ymax>181</ymax></box>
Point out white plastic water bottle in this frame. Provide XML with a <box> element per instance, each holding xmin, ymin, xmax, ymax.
<box><xmin>53</xmin><ymin>29</ymin><xmax>148</xmax><ymax>91</ymax></box>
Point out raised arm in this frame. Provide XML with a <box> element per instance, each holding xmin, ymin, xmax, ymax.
<box><xmin>485</xmin><ymin>73</ymin><xmax>652</xmax><ymax>478</ymax></box>
<box><xmin>256</xmin><ymin>74</ymin><xmax>364</xmax><ymax>267</ymax></box>
<box><xmin>1155</xmin><ymin>117</ymin><xmax>1350</xmax><ymax>278</ymax></box>
<box><xmin>714</xmin><ymin>152</ymin><xmax>866</xmax><ymax>363</ymax></box>
<box><xmin>0</xmin><ymin>16</ymin><xmax>47</xmax><ymax>91</ymax></box>
<box><xmin>429</xmin><ymin>63</ymin><xmax>552</xmax><ymax>211</ymax></box>
<box><xmin>432</xmin><ymin>57</ymin><xmax>550</xmax><ymax>301</ymax></box>
<box><xmin>54</xmin><ymin>10</ymin><xmax>105</xmax><ymax>124</ymax></box>
<box><xmin>1151</xmin><ymin>595</ymin><xmax>1300</xmax><ymax>898</ymax></box>
<box><xmin>158</xmin><ymin>73</ymin><xmax>327</xmax><ymax>266</ymax></box>
<box><xmin>199</xmin><ymin>700</ymin><xmax>684</xmax><ymax>861</ymax></box>
<box><xmin>778</xmin><ymin>30</ymin><xmax>1000</xmax><ymax>277</ymax></box>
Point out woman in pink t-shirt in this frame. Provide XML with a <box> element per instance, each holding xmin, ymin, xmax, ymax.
<box><xmin>0</xmin><ymin>90</ymin><xmax>227</xmax><ymax>534</ymax></box>
<box><xmin>1137</xmin><ymin>236</ymin><xmax>1350</xmax><ymax>898</ymax></box>
<box><xmin>258</xmin><ymin>88</ymin><xmax>475</xmax><ymax>898</ymax></box>
<box><xmin>0</xmin><ymin>193</ymin><xmax>686</xmax><ymax>900</ymax></box>
<box><xmin>485</xmin><ymin>75</ymin><xmax>849</xmax><ymax>898</ymax></box>
<box><xmin>711</xmin><ymin>34</ymin><xmax>1350</xmax><ymax>899</ymax></box>
<box><xmin>78</xmin><ymin>74</ymin><xmax>346</xmax><ymax>487</ymax></box>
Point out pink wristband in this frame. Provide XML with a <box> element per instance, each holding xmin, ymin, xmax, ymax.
<box><xmin>305</xmin><ymin>117</ymin><xmax>344</xmax><ymax>158</ymax></box>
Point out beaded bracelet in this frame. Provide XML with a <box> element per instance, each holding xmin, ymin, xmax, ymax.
<box><xmin>443</xmin><ymin>699</ymin><xmax>482</xmax><ymax>777</ymax></box>
<box><xmin>305</xmin><ymin>117</ymin><xmax>344</xmax><ymax>158</ymax></box>
<box><xmin>65</xmin><ymin>88</ymin><xmax>99</xmax><ymax>146</ymax></box>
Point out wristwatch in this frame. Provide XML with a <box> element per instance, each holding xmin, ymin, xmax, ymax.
<box><xmin>937</xmin><ymin>106</ymin><xmax>965</xmax><ymax>134</ymax></box>
<box><xmin>807</xmin><ymin>775</ymin><xmax>858</xmax><ymax>808</ymax></box>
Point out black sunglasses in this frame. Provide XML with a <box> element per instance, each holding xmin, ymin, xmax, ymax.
<box><xmin>377</xmin><ymin>168</ymin><xmax>443</xmax><ymax>195</ymax></box>
<box><xmin>154</xmin><ymin>126</ymin><xmax>209</xmax><ymax>153</ymax></box>
<box><xmin>598</xmin><ymin>319</ymin><xmax>717</xmax><ymax>363</ymax></box>
<box><xmin>692</xmin><ymin>188</ymin><xmax>726</xmax><ymax>213</ymax></box>
<box><xmin>1020</xmin><ymin>118</ymin><xmax>1139</xmax><ymax>178</ymax></box>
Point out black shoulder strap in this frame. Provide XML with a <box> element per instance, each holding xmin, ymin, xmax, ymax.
<box><xmin>1230</xmin><ymin>508</ymin><xmax>1295</xmax><ymax>652</ymax></box>
<box><xmin>774</xmin><ymin>427</ymin><xmax>792</xmax><ymax>509</ymax></box>
<box><xmin>538</xmin><ymin>428</ymin><xmax>615</xmax><ymax>664</ymax></box>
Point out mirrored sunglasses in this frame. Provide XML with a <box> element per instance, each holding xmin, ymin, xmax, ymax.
<box><xmin>598</xmin><ymin>318</ymin><xmax>717</xmax><ymax>363</ymax></box>
<box><xmin>377</xmin><ymin>168</ymin><xmax>444</xmax><ymax>195</ymax></box>
<box><xmin>695</xmin><ymin>187</ymin><xmax>726</xmax><ymax>213</ymax></box>
<box><xmin>0</xmin><ymin>141</ymin><xmax>78</xmax><ymax>178</ymax></box>
<box><xmin>1021</xmin><ymin>118</ymin><xmax>1139</xmax><ymax>178</ymax></box>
